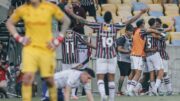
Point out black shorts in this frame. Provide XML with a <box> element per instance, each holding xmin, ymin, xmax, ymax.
<box><xmin>118</xmin><ymin>61</ymin><xmax>131</xmax><ymax>76</ymax></box>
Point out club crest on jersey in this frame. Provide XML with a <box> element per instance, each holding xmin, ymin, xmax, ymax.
<box><xmin>103</xmin><ymin>26</ymin><xmax>111</xmax><ymax>32</ymax></box>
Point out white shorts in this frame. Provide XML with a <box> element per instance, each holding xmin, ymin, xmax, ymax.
<box><xmin>143</xmin><ymin>61</ymin><xmax>150</xmax><ymax>73</ymax></box>
<box><xmin>162</xmin><ymin>59</ymin><xmax>168</xmax><ymax>73</ymax></box>
<box><xmin>62</xmin><ymin>63</ymin><xmax>79</xmax><ymax>71</ymax></box>
<box><xmin>130</xmin><ymin>56</ymin><xmax>143</xmax><ymax>70</ymax></box>
<box><xmin>96</xmin><ymin>57</ymin><xmax>117</xmax><ymax>74</ymax></box>
<box><xmin>146</xmin><ymin>52</ymin><xmax>163</xmax><ymax>71</ymax></box>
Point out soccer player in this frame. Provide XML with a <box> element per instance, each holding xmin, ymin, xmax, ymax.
<box><xmin>155</xmin><ymin>18</ymin><xmax>173</xmax><ymax>96</ymax></box>
<box><xmin>127</xmin><ymin>19</ymin><xmax>146</xmax><ymax>96</ymax></box>
<box><xmin>6</xmin><ymin>0</ymin><xmax>71</xmax><ymax>101</ymax></box>
<box><xmin>42</xmin><ymin>68</ymin><xmax>95</xmax><ymax>101</ymax></box>
<box><xmin>127</xmin><ymin>19</ymin><xmax>164</xmax><ymax>96</ymax></box>
<box><xmin>61</xmin><ymin>30</ymin><xmax>95</xmax><ymax>70</ymax></box>
<box><xmin>144</xmin><ymin>18</ymin><xmax>164</xmax><ymax>96</ymax></box>
<box><xmin>66</xmin><ymin>6</ymin><xmax>148</xmax><ymax>101</ymax></box>
<box><xmin>116</xmin><ymin>24</ymin><xmax>134</xmax><ymax>96</ymax></box>
<box><xmin>61</xmin><ymin>29</ymin><xmax>95</xmax><ymax>99</ymax></box>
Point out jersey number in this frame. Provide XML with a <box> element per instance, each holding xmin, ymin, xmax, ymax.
<box><xmin>102</xmin><ymin>37</ymin><xmax>113</xmax><ymax>48</ymax></box>
<box><xmin>147</xmin><ymin>38</ymin><xmax>152</xmax><ymax>48</ymax></box>
<box><xmin>66</xmin><ymin>42</ymin><xmax>74</xmax><ymax>53</ymax></box>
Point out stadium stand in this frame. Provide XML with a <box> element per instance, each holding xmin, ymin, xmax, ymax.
<box><xmin>170</xmin><ymin>32</ymin><xmax>180</xmax><ymax>45</ymax></box>
<box><xmin>1</xmin><ymin>0</ymin><xmax>180</xmax><ymax>99</ymax></box>
<box><xmin>138</xmin><ymin>0</ymin><xmax>154</xmax><ymax>4</ymax></box>
<box><xmin>174</xmin><ymin>16</ymin><xmax>180</xmax><ymax>31</ymax></box>
<box><xmin>163</xmin><ymin>4</ymin><xmax>179</xmax><ymax>16</ymax></box>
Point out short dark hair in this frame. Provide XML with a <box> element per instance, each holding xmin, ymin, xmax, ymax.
<box><xmin>104</xmin><ymin>11</ymin><xmax>112</xmax><ymax>23</ymax></box>
<box><xmin>148</xmin><ymin>18</ymin><xmax>156</xmax><ymax>27</ymax></box>
<box><xmin>126</xmin><ymin>24</ymin><xmax>134</xmax><ymax>32</ymax></box>
<box><xmin>26</xmin><ymin>0</ymin><xmax>42</xmax><ymax>4</ymax></box>
<box><xmin>136</xmin><ymin>19</ymin><xmax>144</xmax><ymax>28</ymax></box>
<box><xmin>155</xmin><ymin>18</ymin><xmax>162</xmax><ymax>24</ymax></box>
<box><xmin>82</xmin><ymin>68</ymin><xmax>95</xmax><ymax>78</ymax></box>
<box><xmin>162</xmin><ymin>24</ymin><xmax>168</xmax><ymax>28</ymax></box>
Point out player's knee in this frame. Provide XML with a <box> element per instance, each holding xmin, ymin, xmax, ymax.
<box><xmin>108</xmin><ymin>82</ymin><xmax>115</xmax><ymax>89</ymax></box>
<box><xmin>22</xmin><ymin>74</ymin><xmax>34</xmax><ymax>85</ymax></box>
<box><xmin>97</xmin><ymin>80</ymin><xmax>104</xmax><ymax>85</ymax></box>
<box><xmin>44</xmin><ymin>77</ymin><xmax>54</xmax><ymax>87</ymax></box>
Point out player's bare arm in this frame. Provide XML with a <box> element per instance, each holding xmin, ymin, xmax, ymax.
<box><xmin>47</xmin><ymin>8</ymin><xmax>71</xmax><ymax>50</ymax></box>
<box><xmin>64</xmin><ymin>85</ymin><xmax>71</xmax><ymax>101</ymax></box>
<box><xmin>86</xmin><ymin>90</ymin><xmax>94</xmax><ymax>101</ymax></box>
<box><xmin>123</xmin><ymin>8</ymin><xmax>149</xmax><ymax>25</ymax></box>
<box><xmin>117</xmin><ymin>46</ymin><xmax>131</xmax><ymax>54</ymax></box>
<box><xmin>64</xmin><ymin>4</ymin><xmax>89</xmax><ymax>24</ymax></box>
<box><xmin>6</xmin><ymin>17</ymin><xmax>31</xmax><ymax>46</ymax></box>
<box><xmin>164</xmin><ymin>18</ymin><xmax>175</xmax><ymax>32</ymax></box>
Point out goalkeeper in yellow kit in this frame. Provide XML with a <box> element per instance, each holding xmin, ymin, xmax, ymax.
<box><xmin>6</xmin><ymin>0</ymin><xmax>71</xmax><ymax>101</ymax></box>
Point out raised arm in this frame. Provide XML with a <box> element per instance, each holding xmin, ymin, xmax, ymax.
<box><xmin>123</xmin><ymin>8</ymin><xmax>149</xmax><ymax>25</ymax></box>
<box><xmin>64</xmin><ymin>4</ymin><xmax>89</xmax><ymax>24</ymax></box>
<box><xmin>164</xmin><ymin>18</ymin><xmax>175</xmax><ymax>32</ymax></box>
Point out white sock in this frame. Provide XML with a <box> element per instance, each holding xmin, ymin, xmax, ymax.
<box><xmin>149</xmin><ymin>81</ymin><xmax>155</xmax><ymax>93</ymax></box>
<box><xmin>97</xmin><ymin>80</ymin><xmax>106</xmax><ymax>98</ymax></box>
<box><xmin>164</xmin><ymin>75</ymin><xmax>172</xmax><ymax>92</ymax></box>
<box><xmin>129</xmin><ymin>80</ymin><xmax>137</xmax><ymax>92</ymax></box>
<box><xmin>109</xmin><ymin>82</ymin><xmax>115</xmax><ymax>101</ymax></box>
<box><xmin>127</xmin><ymin>80</ymin><xmax>131</xmax><ymax>91</ymax></box>
<box><xmin>155</xmin><ymin>79</ymin><xmax>161</xmax><ymax>89</ymax></box>
<box><xmin>71</xmin><ymin>88</ymin><xmax>76</xmax><ymax>97</ymax></box>
<box><xmin>158</xmin><ymin>80</ymin><xmax>165</xmax><ymax>93</ymax></box>
<box><xmin>135</xmin><ymin>82</ymin><xmax>142</xmax><ymax>93</ymax></box>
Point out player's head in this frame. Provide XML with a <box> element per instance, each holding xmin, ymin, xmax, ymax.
<box><xmin>46</xmin><ymin>0</ymin><xmax>58</xmax><ymax>4</ymax></box>
<box><xmin>104</xmin><ymin>11</ymin><xmax>112</xmax><ymax>23</ymax></box>
<box><xmin>125</xmin><ymin>24</ymin><xmax>134</xmax><ymax>36</ymax></box>
<box><xmin>162</xmin><ymin>24</ymin><xmax>168</xmax><ymax>29</ymax></box>
<box><xmin>80</xmin><ymin>68</ymin><xmax>95</xmax><ymax>84</ymax></box>
<box><xmin>148</xmin><ymin>18</ymin><xmax>156</xmax><ymax>28</ymax></box>
<box><xmin>26</xmin><ymin>0</ymin><xmax>41</xmax><ymax>4</ymax></box>
<box><xmin>155</xmin><ymin>18</ymin><xmax>162</xmax><ymax>28</ymax></box>
<box><xmin>136</xmin><ymin>19</ymin><xmax>145</xmax><ymax>28</ymax></box>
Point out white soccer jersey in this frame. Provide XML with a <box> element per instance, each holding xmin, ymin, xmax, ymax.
<box><xmin>54</xmin><ymin>70</ymin><xmax>82</xmax><ymax>88</ymax></box>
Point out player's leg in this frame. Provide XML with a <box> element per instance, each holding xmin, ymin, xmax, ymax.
<box><xmin>117</xmin><ymin>61</ymin><xmax>125</xmax><ymax>95</ymax></box>
<box><xmin>152</xmin><ymin>53</ymin><xmax>164</xmax><ymax>95</ymax></box>
<box><xmin>162</xmin><ymin>59</ymin><xmax>172</xmax><ymax>95</ymax></box>
<box><xmin>128</xmin><ymin>56</ymin><xmax>142</xmax><ymax>96</ymax></box>
<box><xmin>127</xmin><ymin>69</ymin><xmax>135</xmax><ymax>92</ymax></box>
<box><xmin>22</xmin><ymin>72</ymin><xmax>35</xmax><ymax>101</ymax></box>
<box><xmin>40</xmin><ymin>51</ymin><xmax>57</xmax><ymax>101</ymax></box>
<box><xmin>96</xmin><ymin>58</ymin><xmax>107</xmax><ymax>101</ymax></box>
<box><xmin>108</xmin><ymin>57</ymin><xmax>117</xmax><ymax>101</ymax></box>
<box><xmin>21</xmin><ymin>48</ymin><xmax>38</xmax><ymax>101</ymax></box>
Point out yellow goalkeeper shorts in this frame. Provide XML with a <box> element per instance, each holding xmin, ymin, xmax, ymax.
<box><xmin>21</xmin><ymin>46</ymin><xmax>56</xmax><ymax>77</ymax></box>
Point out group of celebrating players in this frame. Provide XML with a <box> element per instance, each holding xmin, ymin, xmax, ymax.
<box><xmin>5</xmin><ymin>0</ymin><xmax>173</xmax><ymax>101</ymax></box>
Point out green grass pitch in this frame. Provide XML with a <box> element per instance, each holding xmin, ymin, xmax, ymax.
<box><xmin>2</xmin><ymin>95</ymin><xmax>180</xmax><ymax>101</ymax></box>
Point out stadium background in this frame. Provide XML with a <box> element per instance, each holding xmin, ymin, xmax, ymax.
<box><xmin>1</xmin><ymin>0</ymin><xmax>180</xmax><ymax>100</ymax></box>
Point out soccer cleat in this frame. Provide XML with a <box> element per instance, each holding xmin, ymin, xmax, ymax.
<box><xmin>126</xmin><ymin>90</ymin><xmax>134</xmax><ymax>96</ymax></box>
<box><xmin>152</xmin><ymin>87</ymin><xmax>158</xmax><ymax>96</ymax></box>
<box><xmin>166</xmin><ymin>91</ymin><xmax>173</xmax><ymax>96</ymax></box>
<box><xmin>158</xmin><ymin>91</ymin><xmax>165</xmax><ymax>96</ymax></box>
<box><xmin>116</xmin><ymin>92</ymin><xmax>124</xmax><ymax>96</ymax></box>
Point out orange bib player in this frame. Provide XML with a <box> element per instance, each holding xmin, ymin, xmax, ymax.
<box><xmin>6</xmin><ymin>0</ymin><xmax>71</xmax><ymax>101</ymax></box>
